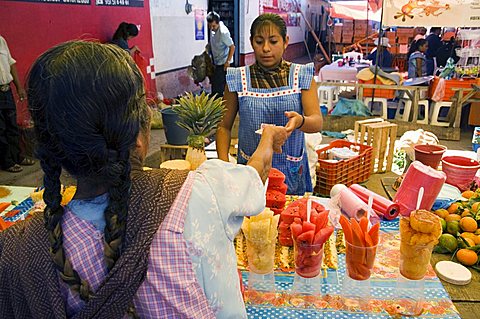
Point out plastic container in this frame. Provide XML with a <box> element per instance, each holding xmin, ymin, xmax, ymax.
<box><xmin>441</xmin><ymin>156</ymin><xmax>480</xmax><ymax>191</ymax></box>
<box><xmin>394</xmin><ymin>161</ymin><xmax>446</xmax><ymax>216</ymax></box>
<box><xmin>160</xmin><ymin>107</ymin><xmax>189</xmax><ymax>145</ymax></box>
<box><xmin>315</xmin><ymin>140</ymin><xmax>373</xmax><ymax>196</ymax></box>
<box><xmin>413</xmin><ymin>144</ymin><xmax>447</xmax><ymax>169</ymax></box>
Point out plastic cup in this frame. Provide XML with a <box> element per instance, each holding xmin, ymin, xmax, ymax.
<box><xmin>399</xmin><ymin>240</ymin><xmax>435</xmax><ymax>280</ymax></box>
<box><xmin>395</xmin><ymin>273</ymin><xmax>426</xmax><ymax>316</ymax></box>
<box><xmin>413</xmin><ymin>144</ymin><xmax>447</xmax><ymax>169</ymax></box>
<box><xmin>293</xmin><ymin>241</ymin><xmax>324</xmax><ymax>278</ymax></box>
<box><xmin>345</xmin><ymin>241</ymin><xmax>378</xmax><ymax>281</ymax></box>
<box><xmin>246</xmin><ymin>238</ymin><xmax>276</xmax><ymax>275</ymax></box>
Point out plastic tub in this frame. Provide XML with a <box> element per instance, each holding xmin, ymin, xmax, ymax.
<box><xmin>441</xmin><ymin>156</ymin><xmax>480</xmax><ymax>191</ymax></box>
<box><xmin>161</xmin><ymin>107</ymin><xmax>189</xmax><ymax>145</ymax></box>
<box><xmin>414</xmin><ymin>144</ymin><xmax>447</xmax><ymax>169</ymax></box>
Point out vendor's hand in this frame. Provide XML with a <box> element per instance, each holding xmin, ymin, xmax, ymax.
<box><xmin>284</xmin><ymin>111</ymin><xmax>303</xmax><ymax>135</ymax></box>
<box><xmin>223</xmin><ymin>62</ymin><xmax>230</xmax><ymax>71</ymax></box>
<box><xmin>262</xmin><ymin>125</ymin><xmax>288</xmax><ymax>154</ymax></box>
<box><xmin>17</xmin><ymin>88</ymin><xmax>26</xmax><ymax>101</ymax></box>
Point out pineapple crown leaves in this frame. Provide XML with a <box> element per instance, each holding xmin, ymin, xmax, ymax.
<box><xmin>173</xmin><ymin>91</ymin><xmax>226</xmax><ymax>136</ymax></box>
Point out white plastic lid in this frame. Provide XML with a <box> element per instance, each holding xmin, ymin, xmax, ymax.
<box><xmin>435</xmin><ymin>261</ymin><xmax>472</xmax><ymax>286</ymax></box>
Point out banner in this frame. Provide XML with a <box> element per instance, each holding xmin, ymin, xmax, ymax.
<box><xmin>6</xmin><ymin>0</ymin><xmax>90</xmax><ymax>4</ymax></box>
<box><xmin>260</xmin><ymin>0</ymin><xmax>301</xmax><ymax>26</ymax></box>
<box><xmin>383</xmin><ymin>0</ymin><xmax>480</xmax><ymax>27</ymax></box>
<box><xmin>194</xmin><ymin>9</ymin><xmax>205</xmax><ymax>41</ymax></box>
<box><xmin>95</xmin><ymin>0</ymin><xmax>143</xmax><ymax>7</ymax></box>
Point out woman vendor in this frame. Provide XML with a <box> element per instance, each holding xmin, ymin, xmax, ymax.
<box><xmin>216</xmin><ymin>13</ymin><xmax>323</xmax><ymax>195</ymax></box>
<box><xmin>0</xmin><ymin>41</ymin><xmax>288</xmax><ymax>318</ymax></box>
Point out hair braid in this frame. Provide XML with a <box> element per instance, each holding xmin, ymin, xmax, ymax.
<box><xmin>40</xmin><ymin>150</ymin><xmax>93</xmax><ymax>301</ymax></box>
<box><xmin>103</xmin><ymin>152</ymin><xmax>131</xmax><ymax>270</ymax></box>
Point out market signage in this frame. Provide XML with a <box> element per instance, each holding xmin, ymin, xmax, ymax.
<box><xmin>5</xmin><ymin>0</ymin><xmax>90</xmax><ymax>4</ymax></box>
<box><xmin>382</xmin><ymin>0</ymin><xmax>480</xmax><ymax>27</ymax></box>
<box><xmin>95</xmin><ymin>0</ymin><xmax>143</xmax><ymax>7</ymax></box>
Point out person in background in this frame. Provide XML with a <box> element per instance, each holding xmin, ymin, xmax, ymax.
<box><xmin>111</xmin><ymin>22</ymin><xmax>140</xmax><ymax>55</ymax></box>
<box><xmin>435</xmin><ymin>32</ymin><xmax>460</xmax><ymax>68</ymax></box>
<box><xmin>425</xmin><ymin>27</ymin><xmax>442</xmax><ymax>75</ymax></box>
<box><xmin>206</xmin><ymin>11</ymin><xmax>235</xmax><ymax>98</ymax></box>
<box><xmin>413</xmin><ymin>27</ymin><xmax>427</xmax><ymax>41</ymax></box>
<box><xmin>0</xmin><ymin>35</ymin><xmax>34</xmax><ymax>173</ymax></box>
<box><xmin>216</xmin><ymin>13</ymin><xmax>322</xmax><ymax>195</ymax></box>
<box><xmin>367</xmin><ymin>37</ymin><xmax>393</xmax><ymax>68</ymax></box>
<box><xmin>0</xmin><ymin>41</ymin><xmax>288</xmax><ymax>318</ymax></box>
<box><xmin>408</xmin><ymin>38</ymin><xmax>428</xmax><ymax>78</ymax></box>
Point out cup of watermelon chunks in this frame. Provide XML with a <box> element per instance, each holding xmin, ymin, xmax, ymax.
<box><xmin>339</xmin><ymin>215</ymin><xmax>380</xmax><ymax>281</ymax></box>
<box><xmin>291</xmin><ymin>209</ymin><xmax>334</xmax><ymax>278</ymax></box>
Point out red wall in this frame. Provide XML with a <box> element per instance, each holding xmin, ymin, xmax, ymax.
<box><xmin>0</xmin><ymin>1</ymin><xmax>155</xmax><ymax>126</ymax></box>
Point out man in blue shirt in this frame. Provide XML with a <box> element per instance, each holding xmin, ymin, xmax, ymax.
<box><xmin>367</xmin><ymin>37</ymin><xmax>393</xmax><ymax>69</ymax></box>
<box><xmin>425</xmin><ymin>27</ymin><xmax>442</xmax><ymax>75</ymax></box>
<box><xmin>207</xmin><ymin>11</ymin><xmax>235</xmax><ymax>97</ymax></box>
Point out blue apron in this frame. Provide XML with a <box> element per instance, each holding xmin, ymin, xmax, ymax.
<box><xmin>227</xmin><ymin>63</ymin><xmax>313</xmax><ymax>195</ymax></box>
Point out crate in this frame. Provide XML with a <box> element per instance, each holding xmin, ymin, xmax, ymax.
<box><xmin>314</xmin><ymin>140</ymin><xmax>373</xmax><ymax>196</ymax></box>
<box><xmin>359</xmin><ymin>78</ymin><xmax>396</xmax><ymax>99</ymax></box>
<box><xmin>353</xmin><ymin>120</ymin><xmax>397</xmax><ymax>173</ymax></box>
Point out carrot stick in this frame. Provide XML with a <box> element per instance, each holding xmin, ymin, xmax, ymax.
<box><xmin>348</xmin><ymin>218</ymin><xmax>366</xmax><ymax>265</ymax></box>
<box><xmin>359</xmin><ymin>217</ymin><xmax>368</xmax><ymax>234</ymax></box>
<box><xmin>350</xmin><ymin>218</ymin><xmax>365</xmax><ymax>247</ymax></box>
<box><xmin>364</xmin><ymin>232</ymin><xmax>376</xmax><ymax>269</ymax></box>
<box><xmin>339</xmin><ymin>215</ymin><xmax>353</xmax><ymax>244</ymax></box>
<box><xmin>368</xmin><ymin>223</ymin><xmax>380</xmax><ymax>246</ymax></box>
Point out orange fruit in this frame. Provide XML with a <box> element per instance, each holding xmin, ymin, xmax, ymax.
<box><xmin>461</xmin><ymin>209</ymin><xmax>473</xmax><ymax>218</ymax></box>
<box><xmin>456</xmin><ymin>249</ymin><xmax>478</xmax><ymax>266</ymax></box>
<box><xmin>447</xmin><ymin>203</ymin><xmax>459</xmax><ymax>214</ymax></box>
<box><xmin>476</xmin><ymin>236</ymin><xmax>480</xmax><ymax>245</ymax></box>
<box><xmin>472</xmin><ymin>202</ymin><xmax>480</xmax><ymax>213</ymax></box>
<box><xmin>460</xmin><ymin>217</ymin><xmax>478</xmax><ymax>233</ymax></box>
<box><xmin>462</xmin><ymin>190</ymin><xmax>475</xmax><ymax>199</ymax></box>
<box><xmin>461</xmin><ymin>232</ymin><xmax>477</xmax><ymax>242</ymax></box>
<box><xmin>445</xmin><ymin>214</ymin><xmax>462</xmax><ymax>222</ymax></box>
<box><xmin>465</xmin><ymin>238</ymin><xmax>476</xmax><ymax>247</ymax></box>
<box><xmin>434</xmin><ymin>209</ymin><xmax>450</xmax><ymax>219</ymax></box>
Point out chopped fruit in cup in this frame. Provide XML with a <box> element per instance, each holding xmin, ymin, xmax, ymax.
<box><xmin>339</xmin><ymin>215</ymin><xmax>380</xmax><ymax>281</ymax></box>
<box><xmin>291</xmin><ymin>209</ymin><xmax>334</xmax><ymax>278</ymax></box>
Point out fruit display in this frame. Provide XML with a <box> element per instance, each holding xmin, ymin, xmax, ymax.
<box><xmin>433</xmin><ymin>189</ymin><xmax>480</xmax><ymax>270</ymax></box>
<box><xmin>339</xmin><ymin>215</ymin><xmax>380</xmax><ymax>280</ymax></box>
<box><xmin>241</xmin><ymin>208</ymin><xmax>280</xmax><ymax>274</ymax></box>
<box><xmin>278</xmin><ymin>198</ymin><xmax>328</xmax><ymax>247</ymax></box>
<box><xmin>290</xmin><ymin>207</ymin><xmax>334</xmax><ymax>278</ymax></box>
<box><xmin>400</xmin><ymin>210</ymin><xmax>442</xmax><ymax>280</ymax></box>
<box><xmin>266</xmin><ymin>168</ymin><xmax>288</xmax><ymax>215</ymax></box>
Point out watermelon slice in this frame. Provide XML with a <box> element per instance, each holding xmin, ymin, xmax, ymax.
<box><xmin>266</xmin><ymin>190</ymin><xmax>286</xmax><ymax>209</ymax></box>
<box><xmin>268</xmin><ymin>168</ymin><xmax>285</xmax><ymax>187</ymax></box>
<box><xmin>280</xmin><ymin>206</ymin><xmax>300</xmax><ymax>224</ymax></box>
<box><xmin>314</xmin><ymin>211</ymin><xmax>330</xmax><ymax>233</ymax></box>
<box><xmin>301</xmin><ymin>221</ymin><xmax>316</xmax><ymax>234</ymax></box>
<box><xmin>297</xmin><ymin>230</ymin><xmax>315</xmax><ymax>246</ymax></box>
<box><xmin>278</xmin><ymin>235</ymin><xmax>293</xmax><ymax>247</ymax></box>
<box><xmin>270</xmin><ymin>207</ymin><xmax>283</xmax><ymax>215</ymax></box>
<box><xmin>268</xmin><ymin>182</ymin><xmax>288</xmax><ymax>195</ymax></box>
<box><xmin>290</xmin><ymin>222</ymin><xmax>303</xmax><ymax>240</ymax></box>
<box><xmin>313</xmin><ymin>226</ymin><xmax>334</xmax><ymax>247</ymax></box>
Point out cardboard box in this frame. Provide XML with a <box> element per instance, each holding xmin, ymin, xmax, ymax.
<box><xmin>396</xmin><ymin>28</ymin><xmax>414</xmax><ymax>37</ymax></box>
<box><xmin>334</xmin><ymin>33</ymin><xmax>342</xmax><ymax>43</ymax></box>
<box><xmin>397</xmin><ymin>36</ymin><xmax>410</xmax><ymax>44</ymax></box>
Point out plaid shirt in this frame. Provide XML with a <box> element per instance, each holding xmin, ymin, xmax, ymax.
<box><xmin>249</xmin><ymin>60</ymin><xmax>291</xmax><ymax>89</ymax></box>
<box><xmin>61</xmin><ymin>172</ymin><xmax>215</xmax><ymax>319</ymax></box>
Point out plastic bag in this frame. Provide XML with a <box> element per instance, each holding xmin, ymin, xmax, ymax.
<box><xmin>150</xmin><ymin>108</ymin><xmax>163</xmax><ymax>129</ymax></box>
<box><xmin>331</xmin><ymin>98</ymin><xmax>372</xmax><ymax>116</ymax></box>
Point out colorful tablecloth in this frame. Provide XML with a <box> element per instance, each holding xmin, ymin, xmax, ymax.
<box><xmin>0</xmin><ymin>185</ymin><xmax>35</xmax><ymax>222</ymax></box>
<box><xmin>244</xmin><ymin>219</ymin><xmax>460</xmax><ymax>319</ymax></box>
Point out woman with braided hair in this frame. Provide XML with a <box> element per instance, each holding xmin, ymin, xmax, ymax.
<box><xmin>0</xmin><ymin>41</ymin><xmax>288</xmax><ymax>318</ymax></box>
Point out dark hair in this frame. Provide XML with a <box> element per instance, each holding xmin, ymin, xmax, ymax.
<box><xmin>250</xmin><ymin>13</ymin><xmax>287</xmax><ymax>41</ymax></box>
<box><xmin>407</xmin><ymin>38</ymin><xmax>428</xmax><ymax>59</ymax></box>
<box><xmin>430</xmin><ymin>27</ymin><xmax>441</xmax><ymax>34</ymax></box>
<box><xmin>206</xmin><ymin>11</ymin><xmax>220</xmax><ymax>23</ymax></box>
<box><xmin>27</xmin><ymin>41</ymin><xmax>146</xmax><ymax>300</ymax></box>
<box><xmin>113</xmin><ymin>22</ymin><xmax>139</xmax><ymax>41</ymax></box>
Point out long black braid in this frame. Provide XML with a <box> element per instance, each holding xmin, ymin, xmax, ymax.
<box><xmin>27</xmin><ymin>41</ymin><xmax>146</xmax><ymax>304</ymax></box>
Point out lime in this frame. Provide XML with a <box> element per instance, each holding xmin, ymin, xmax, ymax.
<box><xmin>446</xmin><ymin>221</ymin><xmax>460</xmax><ymax>236</ymax></box>
<box><xmin>440</xmin><ymin>219</ymin><xmax>447</xmax><ymax>232</ymax></box>
<box><xmin>439</xmin><ymin>233</ymin><xmax>458</xmax><ymax>253</ymax></box>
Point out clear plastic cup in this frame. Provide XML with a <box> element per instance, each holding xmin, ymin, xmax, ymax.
<box><xmin>345</xmin><ymin>241</ymin><xmax>378</xmax><ymax>281</ymax></box>
<box><xmin>246</xmin><ymin>237</ymin><xmax>276</xmax><ymax>275</ymax></box>
<box><xmin>293</xmin><ymin>241</ymin><xmax>324</xmax><ymax>278</ymax></box>
<box><xmin>399</xmin><ymin>240</ymin><xmax>435</xmax><ymax>280</ymax></box>
<box><xmin>395</xmin><ymin>272</ymin><xmax>426</xmax><ymax>316</ymax></box>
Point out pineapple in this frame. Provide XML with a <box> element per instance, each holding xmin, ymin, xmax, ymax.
<box><xmin>174</xmin><ymin>92</ymin><xmax>225</xmax><ymax>169</ymax></box>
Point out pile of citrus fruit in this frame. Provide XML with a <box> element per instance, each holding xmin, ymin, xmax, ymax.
<box><xmin>434</xmin><ymin>189</ymin><xmax>480</xmax><ymax>269</ymax></box>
